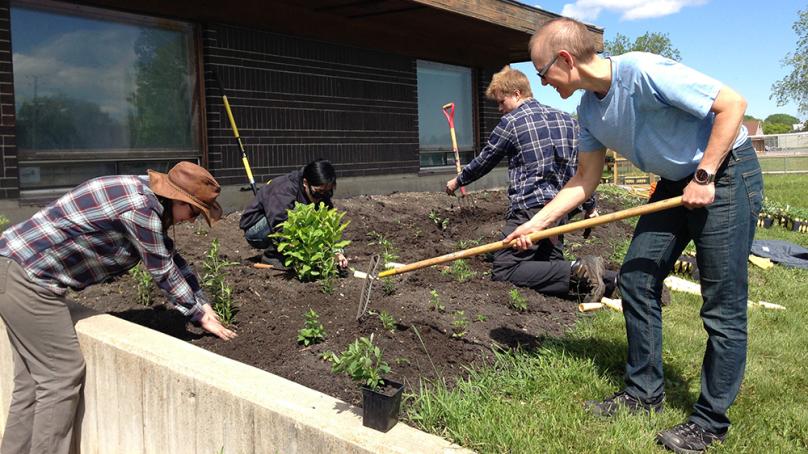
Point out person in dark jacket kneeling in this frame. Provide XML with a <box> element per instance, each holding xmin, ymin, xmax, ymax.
<box><xmin>239</xmin><ymin>159</ymin><xmax>348</xmax><ymax>270</ymax></box>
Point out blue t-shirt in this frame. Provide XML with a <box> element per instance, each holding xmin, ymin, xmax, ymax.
<box><xmin>577</xmin><ymin>52</ymin><xmax>747</xmax><ymax>181</ymax></box>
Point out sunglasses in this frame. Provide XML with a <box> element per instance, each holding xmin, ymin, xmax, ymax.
<box><xmin>537</xmin><ymin>53</ymin><xmax>560</xmax><ymax>81</ymax></box>
<box><xmin>308</xmin><ymin>184</ymin><xmax>334</xmax><ymax>199</ymax></box>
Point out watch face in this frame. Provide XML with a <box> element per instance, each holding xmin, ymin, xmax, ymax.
<box><xmin>695</xmin><ymin>169</ymin><xmax>708</xmax><ymax>183</ymax></box>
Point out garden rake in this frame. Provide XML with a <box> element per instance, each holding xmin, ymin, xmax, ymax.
<box><xmin>355</xmin><ymin>196</ymin><xmax>684</xmax><ymax>318</ymax></box>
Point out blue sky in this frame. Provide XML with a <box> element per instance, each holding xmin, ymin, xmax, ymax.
<box><xmin>513</xmin><ymin>0</ymin><xmax>805</xmax><ymax>121</ymax></box>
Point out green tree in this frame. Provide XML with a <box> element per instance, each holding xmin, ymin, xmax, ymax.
<box><xmin>763</xmin><ymin>122</ymin><xmax>793</xmax><ymax>135</ymax></box>
<box><xmin>771</xmin><ymin>8</ymin><xmax>808</xmax><ymax>116</ymax></box>
<box><xmin>603</xmin><ymin>32</ymin><xmax>681</xmax><ymax>61</ymax></box>
<box><xmin>765</xmin><ymin>113</ymin><xmax>799</xmax><ymax>125</ymax></box>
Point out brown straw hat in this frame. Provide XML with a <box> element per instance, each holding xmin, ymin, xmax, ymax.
<box><xmin>148</xmin><ymin>161</ymin><xmax>223</xmax><ymax>226</ymax></box>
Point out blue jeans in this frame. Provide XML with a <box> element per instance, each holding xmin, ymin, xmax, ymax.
<box><xmin>244</xmin><ymin>217</ymin><xmax>272</xmax><ymax>249</ymax></box>
<box><xmin>619</xmin><ymin>140</ymin><xmax>762</xmax><ymax>433</ymax></box>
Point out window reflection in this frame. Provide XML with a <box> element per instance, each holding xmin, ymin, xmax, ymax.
<box><xmin>417</xmin><ymin>60</ymin><xmax>474</xmax><ymax>168</ymax></box>
<box><xmin>10</xmin><ymin>4</ymin><xmax>198</xmax><ymax>189</ymax></box>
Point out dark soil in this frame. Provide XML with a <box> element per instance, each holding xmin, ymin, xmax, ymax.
<box><xmin>74</xmin><ymin>189</ymin><xmax>633</xmax><ymax>407</ymax></box>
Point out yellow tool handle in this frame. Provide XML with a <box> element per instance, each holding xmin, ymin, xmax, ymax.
<box><xmin>222</xmin><ymin>95</ymin><xmax>240</xmax><ymax>139</ymax></box>
<box><xmin>378</xmin><ymin>196</ymin><xmax>684</xmax><ymax>278</ymax></box>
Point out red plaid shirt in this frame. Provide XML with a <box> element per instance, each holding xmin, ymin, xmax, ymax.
<box><xmin>0</xmin><ymin>175</ymin><xmax>208</xmax><ymax>320</ymax></box>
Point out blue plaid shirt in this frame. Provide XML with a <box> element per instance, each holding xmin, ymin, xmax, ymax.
<box><xmin>457</xmin><ymin>98</ymin><xmax>594</xmax><ymax>215</ymax></box>
<box><xmin>0</xmin><ymin>175</ymin><xmax>209</xmax><ymax>320</ymax></box>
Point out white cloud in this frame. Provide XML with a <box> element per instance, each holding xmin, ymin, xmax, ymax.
<box><xmin>560</xmin><ymin>0</ymin><xmax>707</xmax><ymax>21</ymax></box>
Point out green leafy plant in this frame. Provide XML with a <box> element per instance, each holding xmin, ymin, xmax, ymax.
<box><xmin>320</xmin><ymin>276</ymin><xmax>334</xmax><ymax>295</ymax></box>
<box><xmin>508</xmin><ymin>288</ymin><xmax>528</xmax><ymax>312</ymax></box>
<box><xmin>329</xmin><ymin>334</ymin><xmax>391</xmax><ymax>391</ymax></box>
<box><xmin>368</xmin><ymin>231</ymin><xmax>399</xmax><ymax>265</ymax></box>
<box><xmin>441</xmin><ymin>259</ymin><xmax>477</xmax><ymax>283</ymax></box>
<box><xmin>297</xmin><ymin>309</ymin><xmax>326</xmax><ymax>346</ymax></box>
<box><xmin>201</xmin><ymin>238</ymin><xmax>238</xmax><ymax>325</ymax></box>
<box><xmin>129</xmin><ymin>262</ymin><xmax>154</xmax><ymax>306</ymax></box>
<box><xmin>475</xmin><ymin>314</ymin><xmax>488</xmax><ymax>322</ymax></box>
<box><xmin>0</xmin><ymin>214</ymin><xmax>9</xmax><ymax>230</ymax></box>
<box><xmin>429</xmin><ymin>289</ymin><xmax>445</xmax><ymax>312</ymax></box>
<box><xmin>456</xmin><ymin>238</ymin><xmax>482</xmax><ymax>250</ymax></box>
<box><xmin>379</xmin><ymin>310</ymin><xmax>396</xmax><ymax>332</ymax></box>
<box><xmin>451</xmin><ymin>310</ymin><xmax>469</xmax><ymax>338</ymax></box>
<box><xmin>394</xmin><ymin>356</ymin><xmax>411</xmax><ymax>366</ymax></box>
<box><xmin>429</xmin><ymin>209</ymin><xmax>449</xmax><ymax>230</ymax></box>
<box><xmin>381</xmin><ymin>277</ymin><xmax>396</xmax><ymax>296</ymax></box>
<box><xmin>272</xmin><ymin>202</ymin><xmax>351</xmax><ymax>282</ymax></box>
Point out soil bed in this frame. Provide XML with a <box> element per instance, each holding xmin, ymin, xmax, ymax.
<box><xmin>75</xmin><ymin>189</ymin><xmax>631</xmax><ymax>407</ymax></box>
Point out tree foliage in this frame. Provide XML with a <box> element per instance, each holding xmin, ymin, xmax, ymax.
<box><xmin>603</xmin><ymin>32</ymin><xmax>681</xmax><ymax>61</ymax></box>
<box><xmin>771</xmin><ymin>8</ymin><xmax>808</xmax><ymax>116</ymax></box>
<box><xmin>765</xmin><ymin>113</ymin><xmax>799</xmax><ymax>125</ymax></box>
<box><xmin>763</xmin><ymin>122</ymin><xmax>793</xmax><ymax>135</ymax></box>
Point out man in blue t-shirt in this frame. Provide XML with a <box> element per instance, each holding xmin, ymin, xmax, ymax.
<box><xmin>506</xmin><ymin>17</ymin><xmax>762</xmax><ymax>453</ymax></box>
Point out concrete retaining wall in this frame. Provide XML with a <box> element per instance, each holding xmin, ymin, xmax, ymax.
<box><xmin>0</xmin><ymin>303</ymin><xmax>472</xmax><ymax>453</ymax></box>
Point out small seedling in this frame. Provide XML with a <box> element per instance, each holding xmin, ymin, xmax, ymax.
<box><xmin>441</xmin><ymin>259</ymin><xmax>477</xmax><ymax>283</ymax></box>
<box><xmin>129</xmin><ymin>262</ymin><xmax>154</xmax><ymax>306</ymax></box>
<box><xmin>320</xmin><ymin>351</ymin><xmax>337</xmax><ymax>362</ymax></box>
<box><xmin>368</xmin><ymin>231</ymin><xmax>399</xmax><ymax>265</ymax></box>
<box><xmin>429</xmin><ymin>289</ymin><xmax>445</xmax><ymax>312</ymax></box>
<box><xmin>509</xmin><ymin>288</ymin><xmax>528</xmax><ymax>312</ymax></box>
<box><xmin>379</xmin><ymin>310</ymin><xmax>396</xmax><ymax>332</ymax></box>
<box><xmin>297</xmin><ymin>309</ymin><xmax>326</xmax><ymax>346</ymax></box>
<box><xmin>201</xmin><ymin>239</ymin><xmax>239</xmax><ymax>325</ymax></box>
<box><xmin>429</xmin><ymin>209</ymin><xmax>449</xmax><ymax>230</ymax></box>
<box><xmin>320</xmin><ymin>276</ymin><xmax>334</xmax><ymax>295</ymax></box>
<box><xmin>451</xmin><ymin>310</ymin><xmax>468</xmax><ymax>338</ymax></box>
<box><xmin>329</xmin><ymin>334</ymin><xmax>391</xmax><ymax>391</ymax></box>
<box><xmin>381</xmin><ymin>277</ymin><xmax>396</xmax><ymax>296</ymax></box>
<box><xmin>394</xmin><ymin>356</ymin><xmax>411</xmax><ymax>366</ymax></box>
<box><xmin>475</xmin><ymin>314</ymin><xmax>487</xmax><ymax>322</ymax></box>
<box><xmin>456</xmin><ymin>238</ymin><xmax>482</xmax><ymax>250</ymax></box>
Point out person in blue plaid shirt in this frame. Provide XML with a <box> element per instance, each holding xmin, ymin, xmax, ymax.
<box><xmin>0</xmin><ymin>161</ymin><xmax>236</xmax><ymax>454</ymax></box>
<box><xmin>446</xmin><ymin>65</ymin><xmax>615</xmax><ymax>301</ymax></box>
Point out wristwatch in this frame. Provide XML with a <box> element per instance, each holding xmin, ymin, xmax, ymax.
<box><xmin>693</xmin><ymin>168</ymin><xmax>715</xmax><ymax>185</ymax></box>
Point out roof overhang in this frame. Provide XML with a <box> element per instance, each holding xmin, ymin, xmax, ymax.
<box><xmin>71</xmin><ymin>0</ymin><xmax>603</xmax><ymax>67</ymax></box>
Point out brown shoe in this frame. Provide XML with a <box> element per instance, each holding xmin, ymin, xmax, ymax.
<box><xmin>571</xmin><ymin>256</ymin><xmax>606</xmax><ymax>302</ymax></box>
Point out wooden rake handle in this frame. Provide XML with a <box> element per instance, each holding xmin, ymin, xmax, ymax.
<box><xmin>377</xmin><ymin>196</ymin><xmax>683</xmax><ymax>278</ymax></box>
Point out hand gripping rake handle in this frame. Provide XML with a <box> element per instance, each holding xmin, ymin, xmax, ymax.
<box><xmin>210</xmin><ymin>71</ymin><xmax>258</xmax><ymax>195</ymax></box>
<box><xmin>377</xmin><ymin>196</ymin><xmax>684</xmax><ymax>278</ymax></box>
<box><xmin>442</xmin><ymin>103</ymin><xmax>467</xmax><ymax>197</ymax></box>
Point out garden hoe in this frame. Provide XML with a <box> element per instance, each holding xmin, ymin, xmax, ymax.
<box><xmin>356</xmin><ymin>196</ymin><xmax>685</xmax><ymax>319</ymax></box>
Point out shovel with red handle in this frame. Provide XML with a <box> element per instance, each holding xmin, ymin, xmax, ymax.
<box><xmin>442</xmin><ymin>103</ymin><xmax>467</xmax><ymax>197</ymax></box>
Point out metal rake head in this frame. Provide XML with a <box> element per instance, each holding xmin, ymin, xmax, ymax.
<box><xmin>356</xmin><ymin>254</ymin><xmax>382</xmax><ymax>321</ymax></box>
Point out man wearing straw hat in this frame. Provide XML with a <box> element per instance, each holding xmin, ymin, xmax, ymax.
<box><xmin>0</xmin><ymin>161</ymin><xmax>236</xmax><ymax>454</ymax></box>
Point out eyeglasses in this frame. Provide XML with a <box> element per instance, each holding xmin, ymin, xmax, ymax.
<box><xmin>536</xmin><ymin>53</ymin><xmax>560</xmax><ymax>81</ymax></box>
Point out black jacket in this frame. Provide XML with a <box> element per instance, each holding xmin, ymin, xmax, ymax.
<box><xmin>239</xmin><ymin>169</ymin><xmax>334</xmax><ymax>232</ymax></box>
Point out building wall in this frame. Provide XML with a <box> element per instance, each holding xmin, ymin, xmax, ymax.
<box><xmin>477</xmin><ymin>67</ymin><xmax>501</xmax><ymax>148</ymax></box>
<box><xmin>202</xmin><ymin>24</ymin><xmax>420</xmax><ymax>186</ymax></box>
<box><xmin>0</xmin><ymin>1</ymin><xmax>17</xmax><ymax>199</ymax></box>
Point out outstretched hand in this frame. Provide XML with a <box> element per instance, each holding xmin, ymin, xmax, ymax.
<box><xmin>199</xmin><ymin>304</ymin><xmax>237</xmax><ymax>341</ymax></box>
<box><xmin>445</xmin><ymin>178</ymin><xmax>460</xmax><ymax>196</ymax></box>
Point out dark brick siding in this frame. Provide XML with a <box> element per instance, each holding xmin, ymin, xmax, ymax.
<box><xmin>0</xmin><ymin>1</ymin><xmax>17</xmax><ymax>198</ymax></box>
<box><xmin>203</xmin><ymin>24</ymin><xmax>420</xmax><ymax>185</ymax></box>
<box><xmin>478</xmin><ymin>67</ymin><xmax>502</xmax><ymax>151</ymax></box>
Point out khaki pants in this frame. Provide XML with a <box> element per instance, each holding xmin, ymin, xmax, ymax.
<box><xmin>0</xmin><ymin>257</ymin><xmax>85</xmax><ymax>454</ymax></box>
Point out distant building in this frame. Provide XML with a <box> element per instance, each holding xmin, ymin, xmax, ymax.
<box><xmin>744</xmin><ymin>120</ymin><xmax>764</xmax><ymax>152</ymax></box>
<box><xmin>0</xmin><ymin>0</ymin><xmax>604</xmax><ymax>203</ymax></box>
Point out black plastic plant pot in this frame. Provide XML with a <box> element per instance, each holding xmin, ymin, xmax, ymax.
<box><xmin>762</xmin><ymin>217</ymin><xmax>773</xmax><ymax>228</ymax></box>
<box><xmin>793</xmin><ymin>220</ymin><xmax>803</xmax><ymax>232</ymax></box>
<box><xmin>361</xmin><ymin>379</ymin><xmax>404</xmax><ymax>432</ymax></box>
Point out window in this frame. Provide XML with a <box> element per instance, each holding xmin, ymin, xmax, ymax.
<box><xmin>416</xmin><ymin>60</ymin><xmax>475</xmax><ymax>168</ymax></box>
<box><xmin>10</xmin><ymin>1</ymin><xmax>200</xmax><ymax>191</ymax></box>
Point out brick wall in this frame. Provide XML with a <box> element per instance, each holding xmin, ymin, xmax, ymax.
<box><xmin>202</xmin><ymin>24</ymin><xmax>420</xmax><ymax>185</ymax></box>
<box><xmin>477</xmin><ymin>67</ymin><xmax>501</xmax><ymax>149</ymax></box>
<box><xmin>0</xmin><ymin>1</ymin><xmax>17</xmax><ymax>198</ymax></box>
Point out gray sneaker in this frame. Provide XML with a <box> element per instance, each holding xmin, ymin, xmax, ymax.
<box><xmin>572</xmin><ymin>256</ymin><xmax>606</xmax><ymax>302</ymax></box>
<box><xmin>585</xmin><ymin>390</ymin><xmax>665</xmax><ymax>417</ymax></box>
<box><xmin>656</xmin><ymin>422</ymin><xmax>726</xmax><ymax>453</ymax></box>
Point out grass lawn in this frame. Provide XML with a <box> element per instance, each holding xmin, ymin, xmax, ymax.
<box><xmin>409</xmin><ymin>174</ymin><xmax>808</xmax><ymax>453</ymax></box>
